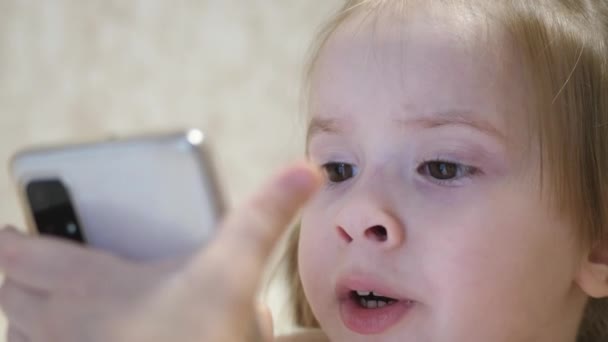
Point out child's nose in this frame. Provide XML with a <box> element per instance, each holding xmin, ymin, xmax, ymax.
<box><xmin>335</xmin><ymin>205</ymin><xmax>404</xmax><ymax>250</ymax></box>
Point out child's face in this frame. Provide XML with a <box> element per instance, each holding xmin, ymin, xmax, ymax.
<box><xmin>299</xmin><ymin>11</ymin><xmax>587</xmax><ymax>342</ymax></box>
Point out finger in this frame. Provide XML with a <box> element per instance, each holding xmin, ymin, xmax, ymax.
<box><xmin>6</xmin><ymin>325</ymin><xmax>29</xmax><ymax>342</ymax></box>
<box><xmin>200</xmin><ymin>162</ymin><xmax>321</xmax><ymax>296</ymax></box>
<box><xmin>154</xmin><ymin>254</ymin><xmax>192</xmax><ymax>274</ymax></box>
<box><xmin>0</xmin><ymin>279</ymin><xmax>46</xmax><ymax>331</ymax></box>
<box><xmin>0</xmin><ymin>229</ymin><xmax>117</xmax><ymax>293</ymax></box>
<box><xmin>1</xmin><ymin>226</ymin><xmax>21</xmax><ymax>234</ymax></box>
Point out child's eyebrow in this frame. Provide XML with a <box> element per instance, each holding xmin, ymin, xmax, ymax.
<box><xmin>399</xmin><ymin>110</ymin><xmax>506</xmax><ymax>142</ymax></box>
<box><xmin>307</xmin><ymin>117</ymin><xmax>343</xmax><ymax>143</ymax></box>
<box><xmin>306</xmin><ymin>110</ymin><xmax>506</xmax><ymax>143</ymax></box>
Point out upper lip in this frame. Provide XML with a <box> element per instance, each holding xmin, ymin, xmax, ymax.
<box><xmin>335</xmin><ymin>271</ymin><xmax>416</xmax><ymax>302</ymax></box>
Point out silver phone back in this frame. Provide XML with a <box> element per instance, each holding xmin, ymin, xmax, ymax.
<box><xmin>10</xmin><ymin>130</ymin><xmax>223</xmax><ymax>261</ymax></box>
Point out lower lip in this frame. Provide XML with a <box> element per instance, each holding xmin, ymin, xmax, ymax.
<box><xmin>339</xmin><ymin>297</ymin><xmax>415</xmax><ymax>335</ymax></box>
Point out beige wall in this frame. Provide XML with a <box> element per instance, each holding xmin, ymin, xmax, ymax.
<box><xmin>0</xmin><ymin>0</ymin><xmax>341</xmax><ymax>339</ymax></box>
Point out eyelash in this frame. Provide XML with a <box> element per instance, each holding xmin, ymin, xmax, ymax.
<box><xmin>321</xmin><ymin>162</ymin><xmax>357</xmax><ymax>186</ymax></box>
<box><xmin>416</xmin><ymin>159</ymin><xmax>480</xmax><ymax>186</ymax></box>
<box><xmin>321</xmin><ymin>160</ymin><xmax>480</xmax><ymax>186</ymax></box>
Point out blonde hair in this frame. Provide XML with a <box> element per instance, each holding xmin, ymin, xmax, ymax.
<box><xmin>283</xmin><ymin>1</ymin><xmax>608</xmax><ymax>340</ymax></box>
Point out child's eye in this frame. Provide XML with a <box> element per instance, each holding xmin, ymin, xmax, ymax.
<box><xmin>417</xmin><ymin>160</ymin><xmax>478</xmax><ymax>184</ymax></box>
<box><xmin>322</xmin><ymin>162</ymin><xmax>356</xmax><ymax>183</ymax></box>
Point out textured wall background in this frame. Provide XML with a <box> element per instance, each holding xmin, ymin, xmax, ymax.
<box><xmin>0</xmin><ymin>0</ymin><xmax>341</xmax><ymax>339</ymax></box>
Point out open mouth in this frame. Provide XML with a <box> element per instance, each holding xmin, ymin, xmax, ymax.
<box><xmin>350</xmin><ymin>290</ymin><xmax>399</xmax><ymax>309</ymax></box>
<box><xmin>339</xmin><ymin>286</ymin><xmax>416</xmax><ymax>334</ymax></box>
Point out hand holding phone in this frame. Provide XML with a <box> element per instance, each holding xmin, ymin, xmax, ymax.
<box><xmin>10</xmin><ymin>130</ymin><xmax>223</xmax><ymax>261</ymax></box>
<box><xmin>0</xmin><ymin>163</ymin><xmax>322</xmax><ymax>342</ymax></box>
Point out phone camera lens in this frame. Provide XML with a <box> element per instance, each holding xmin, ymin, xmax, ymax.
<box><xmin>66</xmin><ymin>222</ymin><xmax>78</xmax><ymax>235</ymax></box>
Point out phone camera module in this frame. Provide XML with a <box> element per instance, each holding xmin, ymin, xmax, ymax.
<box><xmin>25</xmin><ymin>179</ymin><xmax>85</xmax><ymax>243</ymax></box>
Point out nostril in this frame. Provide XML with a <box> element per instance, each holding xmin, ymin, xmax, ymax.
<box><xmin>366</xmin><ymin>225</ymin><xmax>388</xmax><ymax>242</ymax></box>
<box><xmin>337</xmin><ymin>226</ymin><xmax>353</xmax><ymax>242</ymax></box>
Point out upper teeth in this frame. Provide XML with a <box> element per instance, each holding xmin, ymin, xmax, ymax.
<box><xmin>356</xmin><ymin>291</ymin><xmax>372</xmax><ymax>296</ymax></box>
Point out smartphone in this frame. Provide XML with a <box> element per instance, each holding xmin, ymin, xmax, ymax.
<box><xmin>9</xmin><ymin>129</ymin><xmax>224</xmax><ymax>261</ymax></box>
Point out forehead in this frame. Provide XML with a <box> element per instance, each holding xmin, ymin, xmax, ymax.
<box><xmin>308</xmin><ymin>7</ymin><xmax>532</xmax><ymax>144</ymax></box>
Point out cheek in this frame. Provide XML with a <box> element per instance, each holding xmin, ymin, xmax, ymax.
<box><xmin>423</xmin><ymin>193</ymin><xmax>580</xmax><ymax>334</ymax></box>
